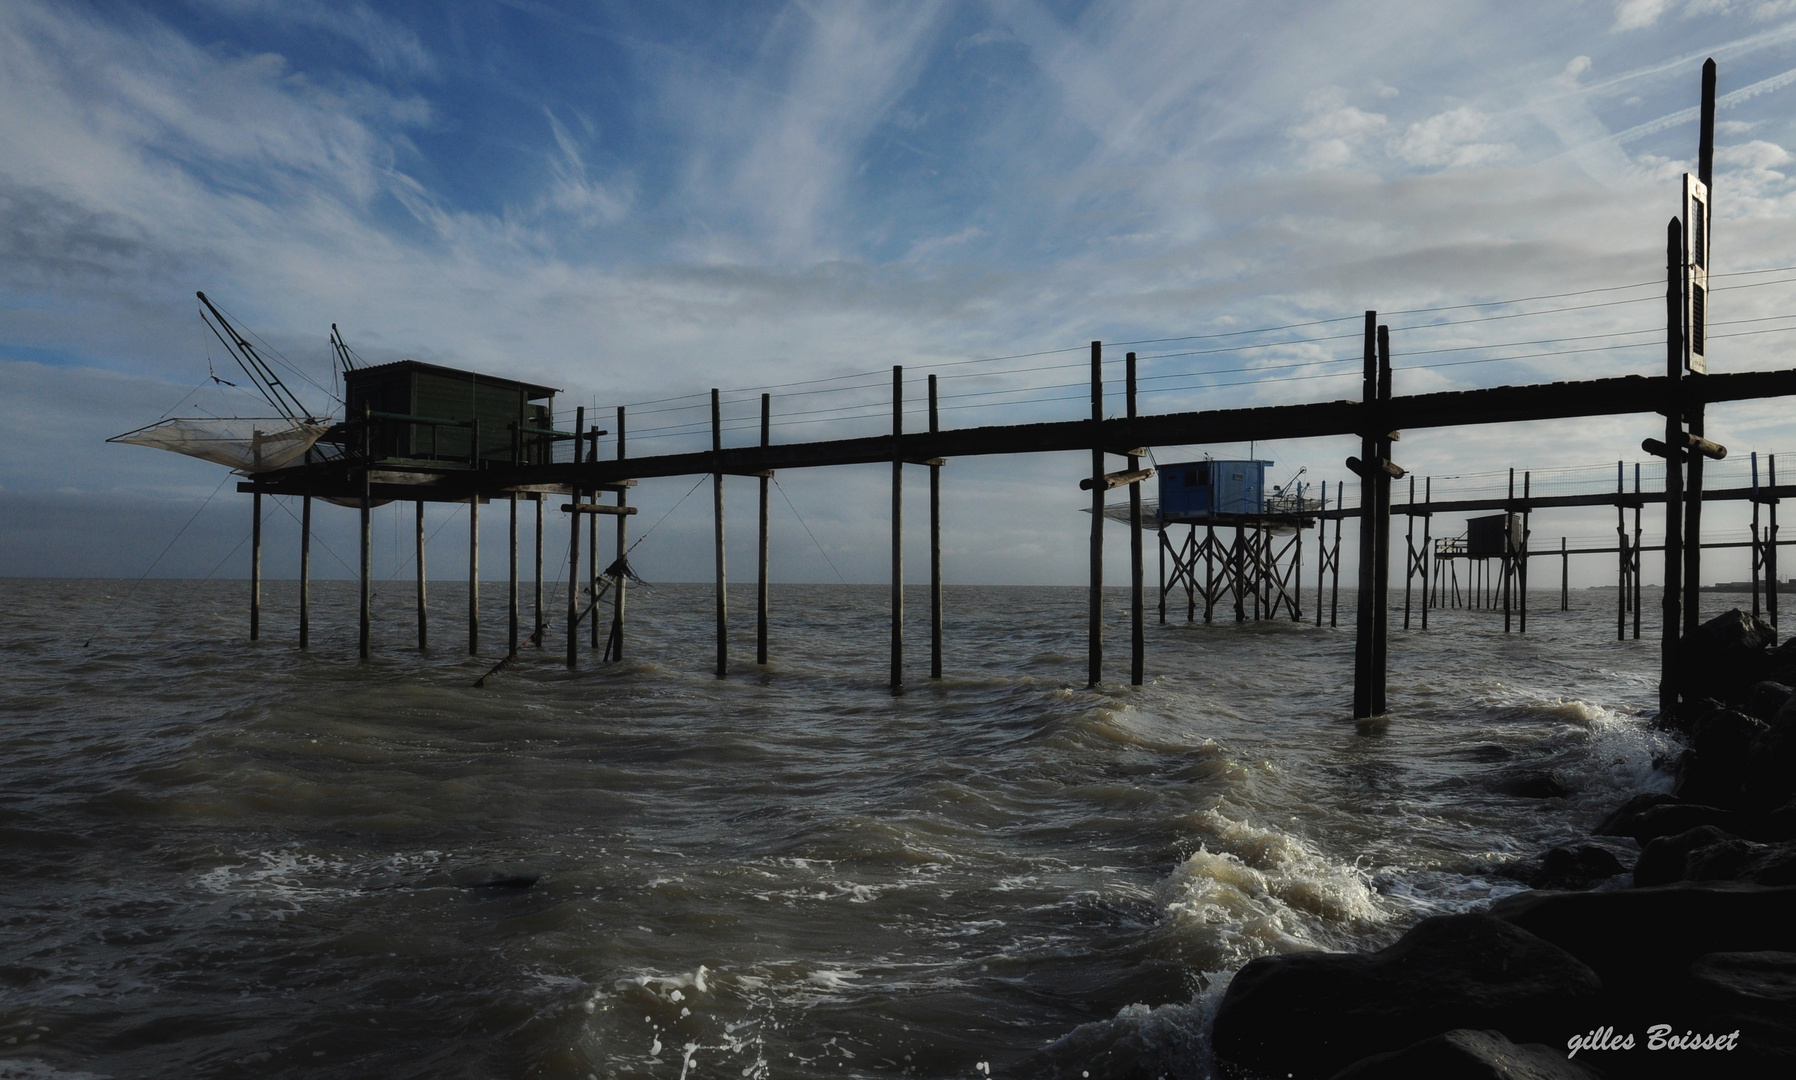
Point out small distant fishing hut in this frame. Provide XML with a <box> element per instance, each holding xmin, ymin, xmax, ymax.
<box><xmin>1153</xmin><ymin>459</ymin><xmax>1319</xmax><ymax>625</ymax></box>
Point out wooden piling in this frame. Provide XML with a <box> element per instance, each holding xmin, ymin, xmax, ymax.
<box><xmin>1634</xmin><ymin>463</ymin><xmax>1644</xmax><ymax>640</ymax></box>
<box><xmin>1752</xmin><ymin>452</ymin><xmax>1763</xmax><ymax>620</ymax></box>
<box><xmin>589</xmin><ymin>426</ymin><xmax>601</xmax><ymax>650</ymax></box>
<box><xmin>1421</xmin><ymin>477</ymin><xmax>1432</xmax><ymax>629</ymax></box>
<box><xmin>1686</xmin><ymin>58</ymin><xmax>1717</xmax><ymax>633</ymax></box>
<box><xmin>1353</xmin><ymin>312</ymin><xmax>1379</xmax><ymax>719</ymax></box>
<box><xmin>1504</xmin><ymin>469</ymin><xmax>1515</xmax><ymax>633</ymax></box>
<box><xmin>1521</xmin><ymin>471</ymin><xmax>1531</xmax><ymax>634</ymax></box>
<box><xmin>359</xmin><ymin>468</ymin><xmax>371</xmax><ymax>661</ymax></box>
<box><xmin>713</xmin><ymin>389</ymin><xmax>728</xmax><ymax>680</ymax></box>
<box><xmin>1316</xmin><ymin>483</ymin><xmax>1328</xmax><ymax>627</ymax></box>
<box><xmin>1088</xmin><ymin>342</ymin><xmax>1104</xmax><ymax>689</ymax></box>
<box><xmin>468</xmin><ymin>494</ymin><xmax>479</xmax><ymax>656</ymax></box>
<box><xmin>929</xmin><ymin>374</ymin><xmax>943</xmax><ymax>680</ymax></box>
<box><xmin>609</xmin><ymin>406</ymin><xmax>627</xmax><ymax>661</ymax></box>
<box><xmin>299</xmin><ymin>493</ymin><xmax>311</xmax><ymax>648</ymax></box>
<box><xmin>415</xmin><ymin>500</ymin><xmax>427</xmax><ymax>650</ymax></box>
<box><xmin>1770</xmin><ymin>455</ymin><xmax>1781</xmax><ymax>640</ymax></box>
<box><xmin>758</xmin><ymin>393</ymin><xmax>771</xmax><ymax>667</ymax></box>
<box><xmin>1158</xmin><ymin>528</ymin><xmax>1168</xmax><ymax>625</ymax></box>
<box><xmin>1127</xmin><ymin>352</ymin><xmax>1144</xmax><ymax>686</ymax></box>
<box><xmin>1617</xmin><ymin>462</ymin><xmax>1627</xmax><ymax>640</ymax></box>
<box><xmin>249</xmin><ymin>490</ymin><xmax>262</xmax><ymax>642</ymax></box>
<box><xmin>1663</xmin><ymin>217</ymin><xmax>1686</xmax><ymax>719</ymax></box>
<box><xmin>534</xmin><ymin>493</ymin><xmax>544</xmax><ymax>644</ymax></box>
<box><xmin>1561</xmin><ymin>536</ymin><xmax>1569</xmax><ymax>611</ymax></box>
<box><xmin>568</xmin><ymin>405</ymin><xmax>584</xmax><ymax>670</ymax></box>
<box><xmin>509</xmin><ymin>493</ymin><xmax>519</xmax><ymax>656</ymax></box>
<box><xmin>1403</xmin><ymin>475</ymin><xmax>1415</xmax><ymax>630</ymax></box>
<box><xmin>1331</xmin><ymin>481</ymin><xmax>1342</xmax><ymax>628</ymax></box>
<box><xmin>1372</xmin><ymin>323</ymin><xmax>1392</xmax><ymax>715</ymax></box>
<box><xmin>892</xmin><ymin>366</ymin><xmax>905</xmax><ymax>693</ymax></box>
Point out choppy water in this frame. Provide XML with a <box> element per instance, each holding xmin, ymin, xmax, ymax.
<box><xmin>0</xmin><ymin>578</ymin><xmax>1686</xmax><ymax>1079</ymax></box>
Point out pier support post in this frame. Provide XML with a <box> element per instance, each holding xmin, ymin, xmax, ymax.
<box><xmin>1685</xmin><ymin>61</ymin><xmax>1715</xmax><ymax>635</ymax></box>
<box><xmin>416</xmin><ymin>500</ymin><xmax>427</xmax><ymax>650</ymax></box>
<box><xmin>1663</xmin><ymin>218</ymin><xmax>1686</xmax><ymax>719</ymax></box>
<box><xmin>1504</xmin><ymin>469</ymin><xmax>1515</xmax><ymax>633</ymax></box>
<box><xmin>1421</xmin><ymin>478</ymin><xmax>1432</xmax><ymax>629</ymax></box>
<box><xmin>1403</xmin><ymin>476</ymin><xmax>1415</xmax><ymax>630</ymax></box>
<box><xmin>1752</xmin><ymin>452</ymin><xmax>1763</xmax><ymax>621</ymax></box>
<box><xmin>359</xmin><ymin>468</ymin><xmax>371</xmax><ymax>661</ymax></box>
<box><xmin>534</xmin><ymin>493</ymin><xmax>543</xmax><ymax>644</ymax></box>
<box><xmin>1770</xmin><ymin>455</ymin><xmax>1781</xmax><ymax>640</ymax></box>
<box><xmin>1617</xmin><ymin>463</ymin><xmax>1627</xmax><ymax>641</ymax></box>
<box><xmin>930</xmin><ymin>375</ymin><xmax>944</xmax><ymax>680</ymax></box>
<box><xmin>892</xmin><ymin>366</ymin><xmax>905</xmax><ymax>694</ymax></box>
<box><xmin>251</xmin><ymin>490</ymin><xmax>265</xmax><ymax>642</ymax></box>
<box><xmin>1520</xmin><ymin>471</ymin><xmax>1532</xmax><ymax>634</ymax></box>
<box><xmin>714</xmin><ymin>390</ymin><xmax>728</xmax><ymax>680</ymax></box>
<box><xmin>1087</xmin><ymin>342</ymin><xmax>1103</xmax><ymax>688</ymax></box>
<box><xmin>1634</xmin><ymin>464</ymin><xmax>1644</xmax><ymax>640</ymax></box>
<box><xmin>608</xmin><ymin>406</ymin><xmax>627</xmax><ymax>662</ymax></box>
<box><xmin>758</xmin><ymin>394</ymin><xmax>771</xmax><ymax>667</ymax></box>
<box><xmin>1372</xmin><ymin>324</ymin><xmax>1392</xmax><ymax>714</ymax></box>
<box><xmin>1316</xmin><ymin>485</ymin><xmax>1329</xmax><ymax>627</ymax></box>
<box><xmin>589</xmin><ymin>426</ymin><xmax>600</xmax><ymax>651</ymax></box>
<box><xmin>1158</xmin><ymin>529</ymin><xmax>1168</xmax><ymax>625</ymax></box>
<box><xmin>1561</xmin><ymin>536</ymin><xmax>1569</xmax><ymax>611</ymax></box>
<box><xmin>568</xmin><ymin>405</ymin><xmax>584</xmax><ymax>670</ymax></box>
<box><xmin>1331</xmin><ymin>481</ymin><xmax>1342</xmax><ymax>628</ymax></box>
<box><xmin>299</xmin><ymin>493</ymin><xmax>311</xmax><ymax>648</ymax></box>
<box><xmin>468</xmin><ymin>494</ymin><xmax>479</xmax><ymax>656</ymax></box>
<box><xmin>1127</xmin><ymin>352</ymin><xmax>1144</xmax><ymax>686</ymax></box>
<box><xmin>509</xmin><ymin>493</ymin><xmax>519</xmax><ymax>656</ymax></box>
<box><xmin>1353</xmin><ymin>312</ymin><xmax>1381</xmax><ymax>720</ymax></box>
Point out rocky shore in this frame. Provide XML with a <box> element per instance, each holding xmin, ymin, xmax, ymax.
<box><xmin>1209</xmin><ymin>610</ymin><xmax>1796</xmax><ymax>1080</ymax></box>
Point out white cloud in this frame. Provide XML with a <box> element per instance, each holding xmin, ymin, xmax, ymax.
<box><xmin>1290</xmin><ymin>87</ymin><xmax>1388</xmax><ymax>170</ymax></box>
<box><xmin>1613</xmin><ymin>0</ymin><xmax>1674</xmax><ymax>31</ymax></box>
<box><xmin>1390</xmin><ymin>106</ymin><xmax>1513</xmax><ymax>169</ymax></box>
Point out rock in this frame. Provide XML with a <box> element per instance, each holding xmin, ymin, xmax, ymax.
<box><xmin>1528</xmin><ymin>846</ymin><xmax>1627</xmax><ymax>891</ymax></box>
<box><xmin>1489</xmin><ymin>882</ymin><xmax>1796</xmax><ymax>994</ymax></box>
<box><xmin>1210</xmin><ymin>915</ymin><xmax>1601</xmax><ymax>1080</ymax></box>
<box><xmin>1682</xmin><ymin>609</ymin><xmax>1776</xmax><ymax>710</ymax></box>
<box><xmin>1595</xmin><ymin>792</ymin><xmax>1684</xmax><ymax>838</ymax></box>
<box><xmin>1328</xmin><ymin>1029</ymin><xmax>1599</xmax><ymax>1080</ymax></box>
<box><xmin>1744</xmin><ymin>681</ymin><xmax>1793</xmax><ymax>724</ymax></box>
<box><xmin>1745</xmin><ymin>701</ymin><xmax>1796</xmax><ymax>811</ymax></box>
<box><xmin>1765</xmin><ymin>637</ymin><xmax>1796</xmax><ymax>687</ymax></box>
<box><xmin>1608</xmin><ymin>801</ymin><xmax>1752</xmax><ymax>844</ymax></box>
<box><xmin>1634</xmin><ymin>826</ymin><xmax>1741</xmax><ymax>886</ymax></box>
<box><xmin>1686</xmin><ymin>706</ymin><xmax>1768</xmax><ymax>808</ymax></box>
<box><xmin>1687</xmin><ymin>952</ymin><xmax>1796</xmax><ymax>1076</ymax></box>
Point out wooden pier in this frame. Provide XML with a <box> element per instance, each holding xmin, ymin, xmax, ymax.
<box><xmin>207</xmin><ymin>59</ymin><xmax>1784</xmax><ymax>722</ymax></box>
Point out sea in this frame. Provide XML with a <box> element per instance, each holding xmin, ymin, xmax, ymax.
<box><xmin>0</xmin><ymin>578</ymin><xmax>1691</xmax><ymax>1079</ymax></box>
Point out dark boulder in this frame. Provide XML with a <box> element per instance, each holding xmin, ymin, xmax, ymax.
<box><xmin>1684</xmin><ymin>706</ymin><xmax>1768</xmax><ymax>809</ymax></box>
<box><xmin>1745</xmin><ymin>701</ymin><xmax>1796</xmax><ymax>811</ymax></box>
<box><xmin>1687</xmin><ymin>951</ymin><xmax>1796</xmax><ymax>1076</ymax></box>
<box><xmin>1682</xmin><ymin>609</ymin><xmax>1776</xmax><ymax>711</ymax></box>
<box><xmin>1744</xmin><ymin>680</ymin><xmax>1794</xmax><ymax>724</ymax></box>
<box><xmin>1595</xmin><ymin>792</ymin><xmax>1683</xmax><ymax>837</ymax></box>
<box><xmin>1765</xmin><ymin>637</ymin><xmax>1796</xmax><ymax>687</ymax></box>
<box><xmin>1528</xmin><ymin>846</ymin><xmax>1627</xmax><ymax>891</ymax></box>
<box><xmin>1489</xmin><ymin>882</ymin><xmax>1796</xmax><ymax>994</ymax></box>
<box><xmin>1602</xmin><ymin>800</ymin><xmax>1752</xmax><ymax>844</ymax></box>
<box><xmin>1210</xmin><ymin>915</ymin><xmax>1601</xmax><ymax>1080</ymax></box>
<box><xmin>1634</xmin><ymin>825</ymin><xmax>1742</xmax><ymax>886</ymax></box>
<box><xmin>1328</xmin><ymin>1029</ymin><xmax>1599</xmax><ymax>1080</ymax></box>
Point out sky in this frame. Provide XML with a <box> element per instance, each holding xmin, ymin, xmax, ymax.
<box><xmin>7</xmin><ymin>0</ymin><xmax>1796</xmax><ymax>594</ymax></box>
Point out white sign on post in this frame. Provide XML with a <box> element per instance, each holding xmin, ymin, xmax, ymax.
<box><xmin>1685</xmin><ymin>173</ymin><xmax>1709</xmax><ymax>375</ymax></box>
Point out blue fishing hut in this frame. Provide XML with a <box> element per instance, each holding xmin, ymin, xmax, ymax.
<box><xmin>1157</xmin><ymin>459</ymin><xmax>1271</xmax><ymax>522</ymax></box>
